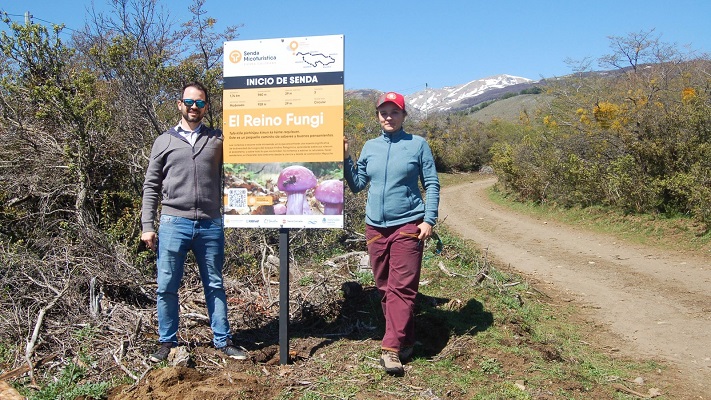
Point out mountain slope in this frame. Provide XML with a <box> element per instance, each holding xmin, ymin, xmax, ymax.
<box><xmin>467</xmin><ymin>93</ymin><xmax>553</xmax><ymax>124</ymax></box>
<box><xmin>345</xmin><ymin>74</ymin><xmax>545</xmax><ymax>117</ymax></box>
<box><xmin>407</xmin><ymin>74</ymin><xmax>535</xmax><ymax>113</ymax></box>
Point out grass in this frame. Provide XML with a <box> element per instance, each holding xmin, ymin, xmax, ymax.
<box><xmin>485</xmin><ymin>180</ymin><xmax>711</xmax><ymax>256</ymax></box>
<box><xmin>438</xmin><ymin>171</ymin><xmax>478</xmax><ymax>188</ymax></box>
<box><xmin>18</xmin><ymin>363</ymin><xmax>110</xmax><ymax>400</ymax></box>
<box><xmin>331</xmin><ymin>171</ymin><xmax>686</xmax><ymax>399</ymax></box>
<box><xmin>8</xmin><ymin>171</ymin><xmax>688</xmax><ymax>399</ymax></box>
<box><xmin>276</xmin><ymin>170</ymin><xmax>669</xmax><ymax>398</ymax></box>
<box><xmin>271</xmin><ymin>222</ymin><xmax>662</xmax><ymax>399</ymax></box>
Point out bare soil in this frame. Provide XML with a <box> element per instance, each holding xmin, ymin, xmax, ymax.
<box><xmin>440</xmin><ymin>177</ymin><xmax>711</xmax><ymax>397</ymax></box>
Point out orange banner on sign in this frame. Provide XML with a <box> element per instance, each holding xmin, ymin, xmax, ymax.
<box><xmin>224</xmin><ymin>104</ymin><xmax>343</xmax><ymax>163</ymax></box>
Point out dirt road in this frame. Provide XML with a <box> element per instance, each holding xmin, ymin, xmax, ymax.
<box><xmin>440</xmin><ymin>177</ymin><xmax>711</xmax><ymax>395</ymax></box>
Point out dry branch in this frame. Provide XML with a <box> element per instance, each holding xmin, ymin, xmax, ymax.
<box><xmin>437</xmin><ymin>261</ymin><xmax>471</xmax><ymax>278</ymax></box>
<box><xmin>24</xmin><ymin>277</ymin><xmax>72</xmax><ymax>384</ymax></box>
<box><xmin>322</xmin><ymin>251</ymin><xmax>368</xmax><ymax>269</ymax></box>
<box><xmin>113</xmin><ymin>342</ymin><xmax>139</xmax><ymax>382</ymax></box>
<box><xmin>612</xmin><ymin>383</ymin><xmax>661</xmax><ymax>398</ymax></box>
<box><xmin>0</xmin><ymin>354</ymin><xmax>57</xmax><ymax>381</ymax></box>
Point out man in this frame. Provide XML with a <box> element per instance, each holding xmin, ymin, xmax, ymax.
<box><xmin>141</xmin><ymin>81</ymin><xmax>246</xmax><ymax>362</ymax></box>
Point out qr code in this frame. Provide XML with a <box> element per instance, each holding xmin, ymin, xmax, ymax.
<box><xmin>226</xmin><ymin>188</ymin><xmax>248</xmax><ymax>209</ymax></box>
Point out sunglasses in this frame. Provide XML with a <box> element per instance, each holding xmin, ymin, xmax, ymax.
<box><xmin>181</xmin><ymin>99</ymin><xmax>206</xmax><ymax>108</ymax></box>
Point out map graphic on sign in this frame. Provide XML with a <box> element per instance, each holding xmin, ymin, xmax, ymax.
<box><xmin>296</xmin><ymin>52</ymin><xmax>336</xmax><ymax>67</ymax></box>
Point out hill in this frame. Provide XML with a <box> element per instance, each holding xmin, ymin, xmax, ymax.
<box><xmin>346</xmin><ymin>74</ymin><xmax>548</xmax><ymax>120</ymax></box>
<box><xmin>407</xmin><ymin>75</ymin><xmax>536</xmax><ymax>113</ymax></box>
<box><xmin>467</xmin><ymin>93</ymin><xmax>553</xmax><ymax>124</ymax></box>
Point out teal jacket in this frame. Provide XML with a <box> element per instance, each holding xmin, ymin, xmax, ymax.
<box><xmin>345</xmin><ymin>128</ymin><xmax>440</xmax><ymax>227</ymax></box>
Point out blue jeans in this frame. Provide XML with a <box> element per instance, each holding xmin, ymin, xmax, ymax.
<box><xmin>156</xmin><ymin>215</ymin><xmax>231</xmax><ymax>348</ymax></box>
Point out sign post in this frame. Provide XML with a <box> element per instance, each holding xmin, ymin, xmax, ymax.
<box><xmin>279</xmin><ymin>228</ymin><xmax>289</xmax><ymax>364</ymax></box>
<box><xmin>222</xmin><ymin>35</ymin><xmax>344</xmax><ymax>364</ymax></box>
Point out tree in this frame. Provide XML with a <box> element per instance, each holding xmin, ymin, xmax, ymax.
<box><xmin>492</xmin><ymin>30</ymin><xmax>711</xmax><ymax>225</ymax></box>
<box><xmin>599</xmin><ymin>29</ymin><xmax>682</xmax><ymax>72</ymax></box>
<box><xmin>78</xmin><ymin>0</ymin><xmax>180</xmax><ymax>136</ymax></box>
<box><xmin>0</xmin><ymin>16</ymin><xmax>109</xmax><ymax>239</ymax></box>
<box><xmin>178</xmin><ymin>0</ymin><xmax>241</xmax><ymax>127</ymax></box>
<box><xmin>0</xmin><ymin>0</ymin><xmax>254</xmax><ymax>391</ymax></box>
<box><xmin>0</xmin><ymin>15</ymin><xmax>147</xmax><ymax>383</ymax></box>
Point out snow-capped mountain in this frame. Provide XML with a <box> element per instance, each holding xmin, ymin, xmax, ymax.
<box><xmin>406</xmin><ymin>74</ymin><xmax>534</xmax><ymax>114</ymax></box>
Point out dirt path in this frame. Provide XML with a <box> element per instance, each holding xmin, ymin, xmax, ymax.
<box><xmin>440</xmin><ymin>177</ymin><xmax>711</xmax><ymax>395</ymax></box>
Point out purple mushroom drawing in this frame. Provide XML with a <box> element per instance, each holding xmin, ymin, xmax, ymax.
<box><xmin>277</xmin><ymin>165</ymin><xmax>317</xmax><ymax>215</ymax></box>
<box><xmin>273</xmin><ymin>203</ymin><xmax>287</xmax><ymax>215</ymax></box>
<box><xmin>302</xmin><ymin>198</ymin><xmax>312</xmax><ymax>215</ymax></box>
<box><xmin>314</xmin><ymin>179</ymin><xmax>344</xmax><ymax>215</ymax></box>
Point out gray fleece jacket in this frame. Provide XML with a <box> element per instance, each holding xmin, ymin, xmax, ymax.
<box><xmin>141</xmin><ymin>125</ymin><xmax>223</xmax><ymax>233</ymax></box>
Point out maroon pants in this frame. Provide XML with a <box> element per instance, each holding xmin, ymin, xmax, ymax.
<box><xmin>366</xmin><ymin>221</ymin><xmax>424</xmax><ymax>352</ymax></box>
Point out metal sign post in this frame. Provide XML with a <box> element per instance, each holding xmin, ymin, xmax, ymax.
<box><xmin>279</xmin><ymin>228</ymin><xmax>289</xmax><ymax>365</ymax></box>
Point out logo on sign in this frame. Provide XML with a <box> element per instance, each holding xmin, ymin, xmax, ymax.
<box><xmin>229</xmin><ymin>50</ymin><xmax>242</xmax><ymax>64</ymax></box>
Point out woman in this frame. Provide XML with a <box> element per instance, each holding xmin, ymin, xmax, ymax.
<box><xmin>344</xmin><ymin>91</ymin><xmax>440</xmax><ymax>376</ymax></box>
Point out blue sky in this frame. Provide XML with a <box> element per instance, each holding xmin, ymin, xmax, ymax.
<box><xmin>4</xmin><ymin>0</ymin><xmax>711</xmax><ymax>95</ymax></box>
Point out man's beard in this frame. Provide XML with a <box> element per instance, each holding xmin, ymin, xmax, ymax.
<box><xmin>182</xmin><ymin>110</ymin><xmax>203</xmax><ymax>123</ymax></box>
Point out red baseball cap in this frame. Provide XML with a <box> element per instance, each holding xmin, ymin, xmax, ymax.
<box><xmin>376</xmin><ymin>92</ymin><xmax>406</xmax><ymax>111</ymax></box>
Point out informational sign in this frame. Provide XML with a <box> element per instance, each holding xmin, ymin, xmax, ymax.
<box><xmin>222</xmin><ymin>35</ymin><xmax>344</xmax><ymax>228</ymax></box>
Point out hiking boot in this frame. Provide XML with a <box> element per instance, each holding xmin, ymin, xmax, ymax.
<box><xmin>380</xmin><ymin>349</ymin><xmax>404</xmax><ymax>376</ymax></box>
<box><xmin>399</xmin><ymin>346</ymin><xmax>414</xmax><ymax>361</ymax></box>
<box><xmin>149</xmin><ymin>342</ymin><xmax>174</xmax><ymax>363</ymax></box>
<box><xmin>217</xmin><ymin>340</ymin><xmax>248</xmax><ymax>360</ymax></box>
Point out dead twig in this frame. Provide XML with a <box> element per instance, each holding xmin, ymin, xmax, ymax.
<box><xmin>612</xmin><ymin>383</ymin><xmax>661</xmax><ymax>398</ymax></box>
<box><xmin>259</xmin><ymin>236</ymin><xmax>274</xmax><ymax>303</ymax></box>
<box><xmin>437</xmin><ymin>261</ymin><xmax>471</xmax><ymax>278</ymax></box>
<box><xmin>183</xmin><ymin>312</ymin><xmax>210</xmax><ymax>322</ymax></box>
<box><xmin>24</xmin><ymin>274</ymin><xmax>72</xmax><ymax>385</ymax></box>
<box><xmin>89</xmin><ymin>276</ymin><xmax>102</xmax><ymax>318</ymax></box>
<box><xmin>132</xmin><ymin>315</ymin><xmax>142</xmax><ymax>342</ymax></box>
<box><xmin>113</xmin><ymin>343</ymin><xmax>139</xmax><ymax>382</ymax></box>
<box><xmin>0</xmin><ymin>353</ymin><xmax>57</xmax><ymax>381</ymax></box>
<box><xmin>322</xmin><ymin>251</ymin><xmax>367</xmax><ymax>267</ymax></box>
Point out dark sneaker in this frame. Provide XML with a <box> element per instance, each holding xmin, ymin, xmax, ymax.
<box><xmin>399</xmin><ymin>346</ymin><xmax>414</xmax><ymax>361</ymax></box>
<box><xmin>217</xmin><ymin>340</ymin><xmax>247</xmax><ymax>360</ymax></box>
<box><xmin>149</xmin><ymin>342</ymin><xmax>174</xmax><ymax>363</ymax></box>
<box><xmin>380</xmin><ymin>350</ymin><xmax>404</xmax><ymax>376</ymax></box>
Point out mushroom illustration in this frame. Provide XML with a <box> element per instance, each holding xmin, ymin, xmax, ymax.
<box><xmin>314</xmin><ymin>179</ymin><xmax>344</xmax><ymax>215</ymax></box>
<box><xmin>302</xmin><ymin>198</ymin><xmax>312</xmax><ymax>215</ymax></box>
<box><xmin>277</xmin><ymin>165</ymin><xmax>317</xmax><ymax>215</ymax></box>
<box><xmin>273</xmin><ymin>203</ymin><xmax>287</xmax><ymax>215</ymax></box>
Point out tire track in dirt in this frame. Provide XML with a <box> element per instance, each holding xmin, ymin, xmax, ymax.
<box><xmin>440</xmin><ymin>177</ymin><xmax>711</xmax><ymax>394</ymax></box>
